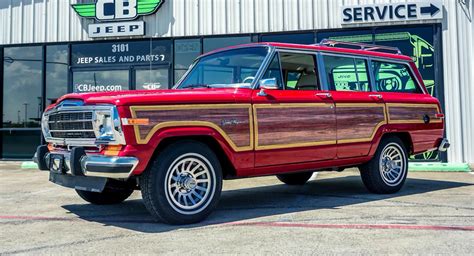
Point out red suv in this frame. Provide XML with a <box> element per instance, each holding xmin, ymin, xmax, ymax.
<box><xmin>35</xmin><ymin>40</ymin><xmax>449</xmax><ymax>224</ymax></box>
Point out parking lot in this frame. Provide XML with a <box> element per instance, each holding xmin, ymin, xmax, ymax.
<box><xmin>1</xmin><ymin>162</ymin><xmax>473</xmax><ymax>255</ymax></box>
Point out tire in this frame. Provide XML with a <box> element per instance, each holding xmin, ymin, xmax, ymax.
<box><xmin>76</xmin><ymin>188</ymin><xmax>133</xmax><ymax>205</ymax></box>
<box><xmin>359</xmin><ymin>136</ymin><xmax>408</xmax><ymax>194</ymax></box>
<box><xmin>277</xmin><ymin>172</ymin><xmax>313</xmax><ymax>185</ymax></box>
<box><xmin>140</xmin><ymin>141</ymin><xmax>223</xmax><ymax>225</ymax></box>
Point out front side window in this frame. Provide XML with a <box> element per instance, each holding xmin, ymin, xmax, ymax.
<box><xmin>177</xmin><ymin>47</ymin><xmax>269</xmax><ymax>89</ymax></box>
<box><xmin>372</xmin><ymin>61</ymin><xmax>422</xmax><ymax>93</ymax></box>
<box><xmin>322</xmin><ymin>55</ymin><xmax>370</xmax><ymax>92</ymax></box>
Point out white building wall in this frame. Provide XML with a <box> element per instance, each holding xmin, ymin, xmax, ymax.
<box><xmin>0</xmin><ymin>0</ymin><xmax>472</xmax><ymax>163</ymax></box>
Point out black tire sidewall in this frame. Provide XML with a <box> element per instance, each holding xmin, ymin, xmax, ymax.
<box><xmin>360</xmin><ymin>137</ymin><xmax>408</xmax><ymax>194</ymax></box>
<box><xmin>142</xmin><ymin>141</ymin><xmax>223</xmax><ymax>224</ymax></box>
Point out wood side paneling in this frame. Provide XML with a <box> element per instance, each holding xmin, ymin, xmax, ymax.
<box><xmin>388</xmin><ymin>104</ymin><xmax>441</xmax><ymax>123</ymax></box>
<box><xmin>336</xmin><ymin>105</ymin><xmax>386</xmax><ymax>142</ymax></box>
<box><xmin>254</xmin><ymin>105</ymin><xmax>336</xmax><ymax>149</ymax></box>
<box><xmin>132</xmin><ymin>105</ymin><xmax>252</xmax><ymax>150</ymax></box>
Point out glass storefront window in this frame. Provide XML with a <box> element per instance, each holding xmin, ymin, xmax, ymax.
<box><xmin>3</xmin><ymin>46</ymin><xmax>43</xmax><ymax>128</ymax></box>
<box><xmin>316</xmin><ymin>29</ymin><xmax>373</xmax><ymax>44</ymax></box>
<box><xmin>46</xmin><ymin>45</ymin><xmax>69</xmax><ymax>105</ymax></box>
<box><xmin>175</xmin><ymin>39</ymin><xmax>201</xmax><ymax>69</ymax></box>
<box><xmin>374</xmin><ymin>26</ymin><xmax>435</xmax><ymax>95</ymax></box>
<box><xmin>1</xmin><ymin>130</ymin><xmax>41</xmax><ymax>159</ymax></box>
<box><xmin>73</xmin><ymin>70</ymin><xmax>129</xmax><ymax>93</ymax></box>
<box><xmin>260</xmin><ymin>32</ymin><xmax>315</xmax><ymax>44</ymax></box>
<box><xmin>136</xmin><ymin>69</ymin><xmax>169</xmax><ymax>90</ymax></box>
<box><xmin>203</xmin><ymin>36</ymin><xmax>251</xmax><ymax>53</ymax></box>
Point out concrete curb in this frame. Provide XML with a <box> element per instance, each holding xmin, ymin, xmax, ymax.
<box><xmin>408</xmin><ymin>162</ymin><xmax>471</xmax><ymax>172</ymax></box>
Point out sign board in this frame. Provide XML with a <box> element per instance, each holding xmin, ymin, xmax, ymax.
<box><xmin>341</xmin><ymin>1</ymin><xmax>443</xmax><ymax>24</ymax></box>
<box><xmin>72</xmin><ymin>0</ymin><xmax>165</xmax><ymax>38</ymax></box>
<box><xmin>71</xmin><ymin>40</ymin><xmax>171</xmax><ymax>67</ymax></box>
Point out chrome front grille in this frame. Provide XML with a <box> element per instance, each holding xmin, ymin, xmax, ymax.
<box><xmin>42</xmin><ymin>103</ymin><xmax>125</xmax><ymax>147</ymax></box>
<box><xmin>48</xmin><ymin>111</ymin><xmax>96</xmax><ymax>139</ymax></box>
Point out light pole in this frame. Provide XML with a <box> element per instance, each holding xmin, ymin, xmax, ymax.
<box><xmin>23</xmin><ymin>103</ymin><xmax>29</xmax><ymax>128</ymax></box>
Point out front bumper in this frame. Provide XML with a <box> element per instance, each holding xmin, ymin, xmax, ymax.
<box><xmin>34</xmin><ymin>145</ymin><xmax>138</xmax><ymax>179</ymax></box>
<box><xmin>438</xmin><ymin>138</ymin><xmax>450</xmax><ymax>152</ymax></box>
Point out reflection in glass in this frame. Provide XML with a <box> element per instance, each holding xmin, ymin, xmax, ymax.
<box><xmin>261</xmin><ymin>33</ymin><xmax>315</xmax><ymax>44</ymax></box>
<box><xmin>178</xmin><ymin>47</ymin><xmax>268</xmax><ymax>89</ymax></box>
<box><xmin>73</xmin><ymin>70</ymin><xmax>129</xmax><ymax>93</ymax></box>
<box><xmin>1</xmin><ymin>130</ymin><xmax>41</xmax><ymax>159</ymax></box>
<box><xmin>175</xmin><ymin>39</ymin><xmax>201</xmax><ymax>69</ymax></box>
<box><xmin>46</xmin><ymin>45</ymin><xmax>69</xmax><ymax>105</ymax></box>
<box><xmin>203</xmin><ymin>36</ymin><xmax>251</xmax><ymax>53</ymax></box>
<box><xmin>136</xmin><ymin>69</ymin><xmax>169</xmax><ymax>90</ymax></box>
<box><xmin>3</xmin><ymin>46</ymin><xmax>43</xmax><ymax>128</ymax></box>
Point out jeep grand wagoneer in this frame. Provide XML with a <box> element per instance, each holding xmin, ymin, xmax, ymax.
<box><xmin>35</xmin><ymin>40</ymin><xmax>449</xmax><ymax>224</ymax></box>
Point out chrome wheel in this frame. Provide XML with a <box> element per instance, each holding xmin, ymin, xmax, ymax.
<box><xmin>379</xmin><ymin>143</ymin><xmax>406</xmax><ymax>186</ymax></box>
<box><xmin>164</xmin><ymin>153</ymin><xmax>216</xmax><ymax>215</ymax></box>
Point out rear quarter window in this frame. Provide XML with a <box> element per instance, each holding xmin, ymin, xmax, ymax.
<box><xmin>372</xmin><ymin>61</ymin><xmax>423</xmax><ymax>93</ymax></box>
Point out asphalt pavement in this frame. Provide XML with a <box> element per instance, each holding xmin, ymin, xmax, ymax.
<box><xmin>0</xmin><ymin>162</ymin><xmax>473</xmax><ymax>255</ymax></box>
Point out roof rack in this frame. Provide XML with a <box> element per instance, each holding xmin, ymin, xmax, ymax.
<box><xmin>317</xmin><ymin>39</ymin><xmax>402</xmax><ymax>55</ymax></box>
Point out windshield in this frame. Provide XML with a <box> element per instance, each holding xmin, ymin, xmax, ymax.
<box><xmin>177</xmin><ymin>47</ymin><xmax>270</xmax><ymax>89</ymax></box>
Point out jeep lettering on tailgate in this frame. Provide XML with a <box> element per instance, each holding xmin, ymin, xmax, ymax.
<box><xmin>35</xmin><ymin>40</ymin><xmax>448</xmax><ymax>225</ymax></box>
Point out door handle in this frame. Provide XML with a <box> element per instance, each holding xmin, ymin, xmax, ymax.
<box><xmin>316</xmin><ymin>92</ymin><xmax>332</xmax><ymax>99</ymax></box>
<box><xmin>369</xmin><ymin>94</ymin><xmax>383</xmax><ymax>100</ymax></box>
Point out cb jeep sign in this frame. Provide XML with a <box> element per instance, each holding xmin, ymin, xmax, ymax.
<box><xmin>72</xmin><ymin>0</ymin><xmax>165</xmax><ymax>38</ymax></box>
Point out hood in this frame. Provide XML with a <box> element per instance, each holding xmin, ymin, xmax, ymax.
<box><xmin>48</xmin><ymin>88</ymin><xmax>252</xmax><ymax>110</ymax></box>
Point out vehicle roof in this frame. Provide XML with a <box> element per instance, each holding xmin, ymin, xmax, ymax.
<box><xmin>203</xmin><ymin>42</ymin><xmax>413</xmax><ymax>62</ymax></box>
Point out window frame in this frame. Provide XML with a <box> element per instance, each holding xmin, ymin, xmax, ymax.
<box><xmin>258</xmin><ymin>48</ymin><xmax>324</xmax><ymax>91</ymax></box>
<box><xmin>319</xmin><ymin>52</ymin><xmax>374</xmax><ymax>93</ymax></box>
<box><xmin>369</xmin><ymin>57</ymin><xmax>426</xmax><ymax>94</ymax></box>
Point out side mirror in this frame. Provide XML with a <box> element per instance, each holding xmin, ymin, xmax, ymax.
<box><xmin>259</xmin><ymin>78</ymin><xmax>279</xmax><ymax>90</ymax></box>
<box><xmin>257</xmin><ymin>78</ymin><xmax>278</xmax><ymax>97</ymax></box>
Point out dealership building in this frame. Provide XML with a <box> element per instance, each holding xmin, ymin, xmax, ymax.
<box><xmin>0</xmin><ymin>0</ymin><xmax>472</xmax><ymax>166</ymax></box>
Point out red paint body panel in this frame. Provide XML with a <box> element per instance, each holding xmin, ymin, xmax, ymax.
<box><xmin>47</xmin><ymin>43</ymin><xmax>445</xmax><ymax>178</ymax></box>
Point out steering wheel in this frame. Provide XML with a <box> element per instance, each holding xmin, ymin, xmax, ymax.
<box><xmin>242</xmin><ymin>76</ymin><xmax>255</xmax><ymax>84</ymax></box>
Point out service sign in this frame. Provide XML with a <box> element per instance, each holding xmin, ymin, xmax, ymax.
<box><xmin>341</xmin><ymin>1</ymin><xmax>443</xmax><ymax>25</ymax></box>
<box><xmin>72</xmin><ymin>0</ymin><xmax>165</xmax><ymax>38</ymax></box>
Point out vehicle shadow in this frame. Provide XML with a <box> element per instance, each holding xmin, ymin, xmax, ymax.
<box><xmin>62</xmin><ymin>174</ymin><xmax>473</xmax><ymax>233</ymax></box>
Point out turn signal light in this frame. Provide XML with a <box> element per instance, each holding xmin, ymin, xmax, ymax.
<box><xmin>122</xmin><ymin>118</ymin><xmax>150</xmax><ymax>125</ymax></box>
<box><xmin>104</xmin><ymin>145</ymin><xmax>123</xmax><ymax>156</ymax></box>
<box><xmin>47</xmin><ymin>143</ymin><xmax>55</xmax><ymax>151</ymax></box>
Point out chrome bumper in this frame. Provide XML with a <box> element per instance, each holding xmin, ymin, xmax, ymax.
<box><xmin>438</xmin><ymin>138</ymin><xmax>450</xmax><ymax>152</ymax></box>
<box><xmin>34</xmin><ymin>146</ymin><xmax>138</xmax><ymax>179</ymax></box>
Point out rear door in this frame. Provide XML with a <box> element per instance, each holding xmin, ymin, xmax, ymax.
<box><xmin>252</xmin><ymin>50</ymin><xmax>337</xmax><ymax>167</ymax></box>
<box><xmin>320</xmin><ymin>53</ymin><xmax>386</xmax><ymax>158</ymax></box>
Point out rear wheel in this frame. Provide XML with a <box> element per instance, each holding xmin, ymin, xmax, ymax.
<box><xmin>140</xmin><ymin>141</ymin><xmax>223</xmax><ymax>225</ymax></box>
<box><xmin>76</xmin><ymin>188</ymin><xmax>133</xmax><ymax>205</ymax></box>
<box><xmin>277</xmin><ymin>172</ymin><xmax>313</xmax><ymax>185</ymax></box>
<box><xmin>359</xmin><ymin>136</ymin><xmax>408</xmax><ymax>194</ymax></box>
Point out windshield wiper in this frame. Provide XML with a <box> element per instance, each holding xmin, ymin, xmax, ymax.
<box><xmin>181</xmin><ymin>84</ymin><xmax>211</xmax><ymax>89</ymax></box>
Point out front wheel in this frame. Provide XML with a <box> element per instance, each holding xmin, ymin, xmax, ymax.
<box><xmin>359</xmin><ymin>136</ymin><xmax>408</xmax><ymax>194</ymax></box>
<box><xmin>140</xmin><ymin>141</ymin><xmax>223</xmax><ymax>225</ymax></box>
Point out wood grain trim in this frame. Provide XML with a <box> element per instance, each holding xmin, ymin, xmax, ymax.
<box><xmin>130</xmin><ymin>104</ymin><xmax>254</xmax><ymax>152</ymax></box>
<box><xmin>335</xmin><ymin>103</ymin><xmax>387</xmax><ymax>144</ymax></box>
<box><xmin>253</xmin><ymin>103</ymin><xmax>337</xmax><ymax>150</ymax></box>
<box><xmin>387</xmin><ymin>103</ymin><xmax>442</xmax><ymax>124</ymax></box>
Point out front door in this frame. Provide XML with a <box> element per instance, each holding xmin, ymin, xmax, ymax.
<box><xmin>252</xmin><ymin>51</ymin><xmax>337</xmax><ymax>167</ymax></box>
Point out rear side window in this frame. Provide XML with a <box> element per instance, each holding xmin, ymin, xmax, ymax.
<box><xmin>372</xmin><ymin>61</ymin><xmax>423</xmax><ymax>93</ymax></box>
<box><xmin>322</xmin><ymin>55</ymin><xmax>370</xmax><ymax>92</ymax></box>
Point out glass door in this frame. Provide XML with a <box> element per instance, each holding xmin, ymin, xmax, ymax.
<box><xmin>134</xmin><ymin>66</ymin><xmax>171</xmax><ymax>90</ymax></box>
